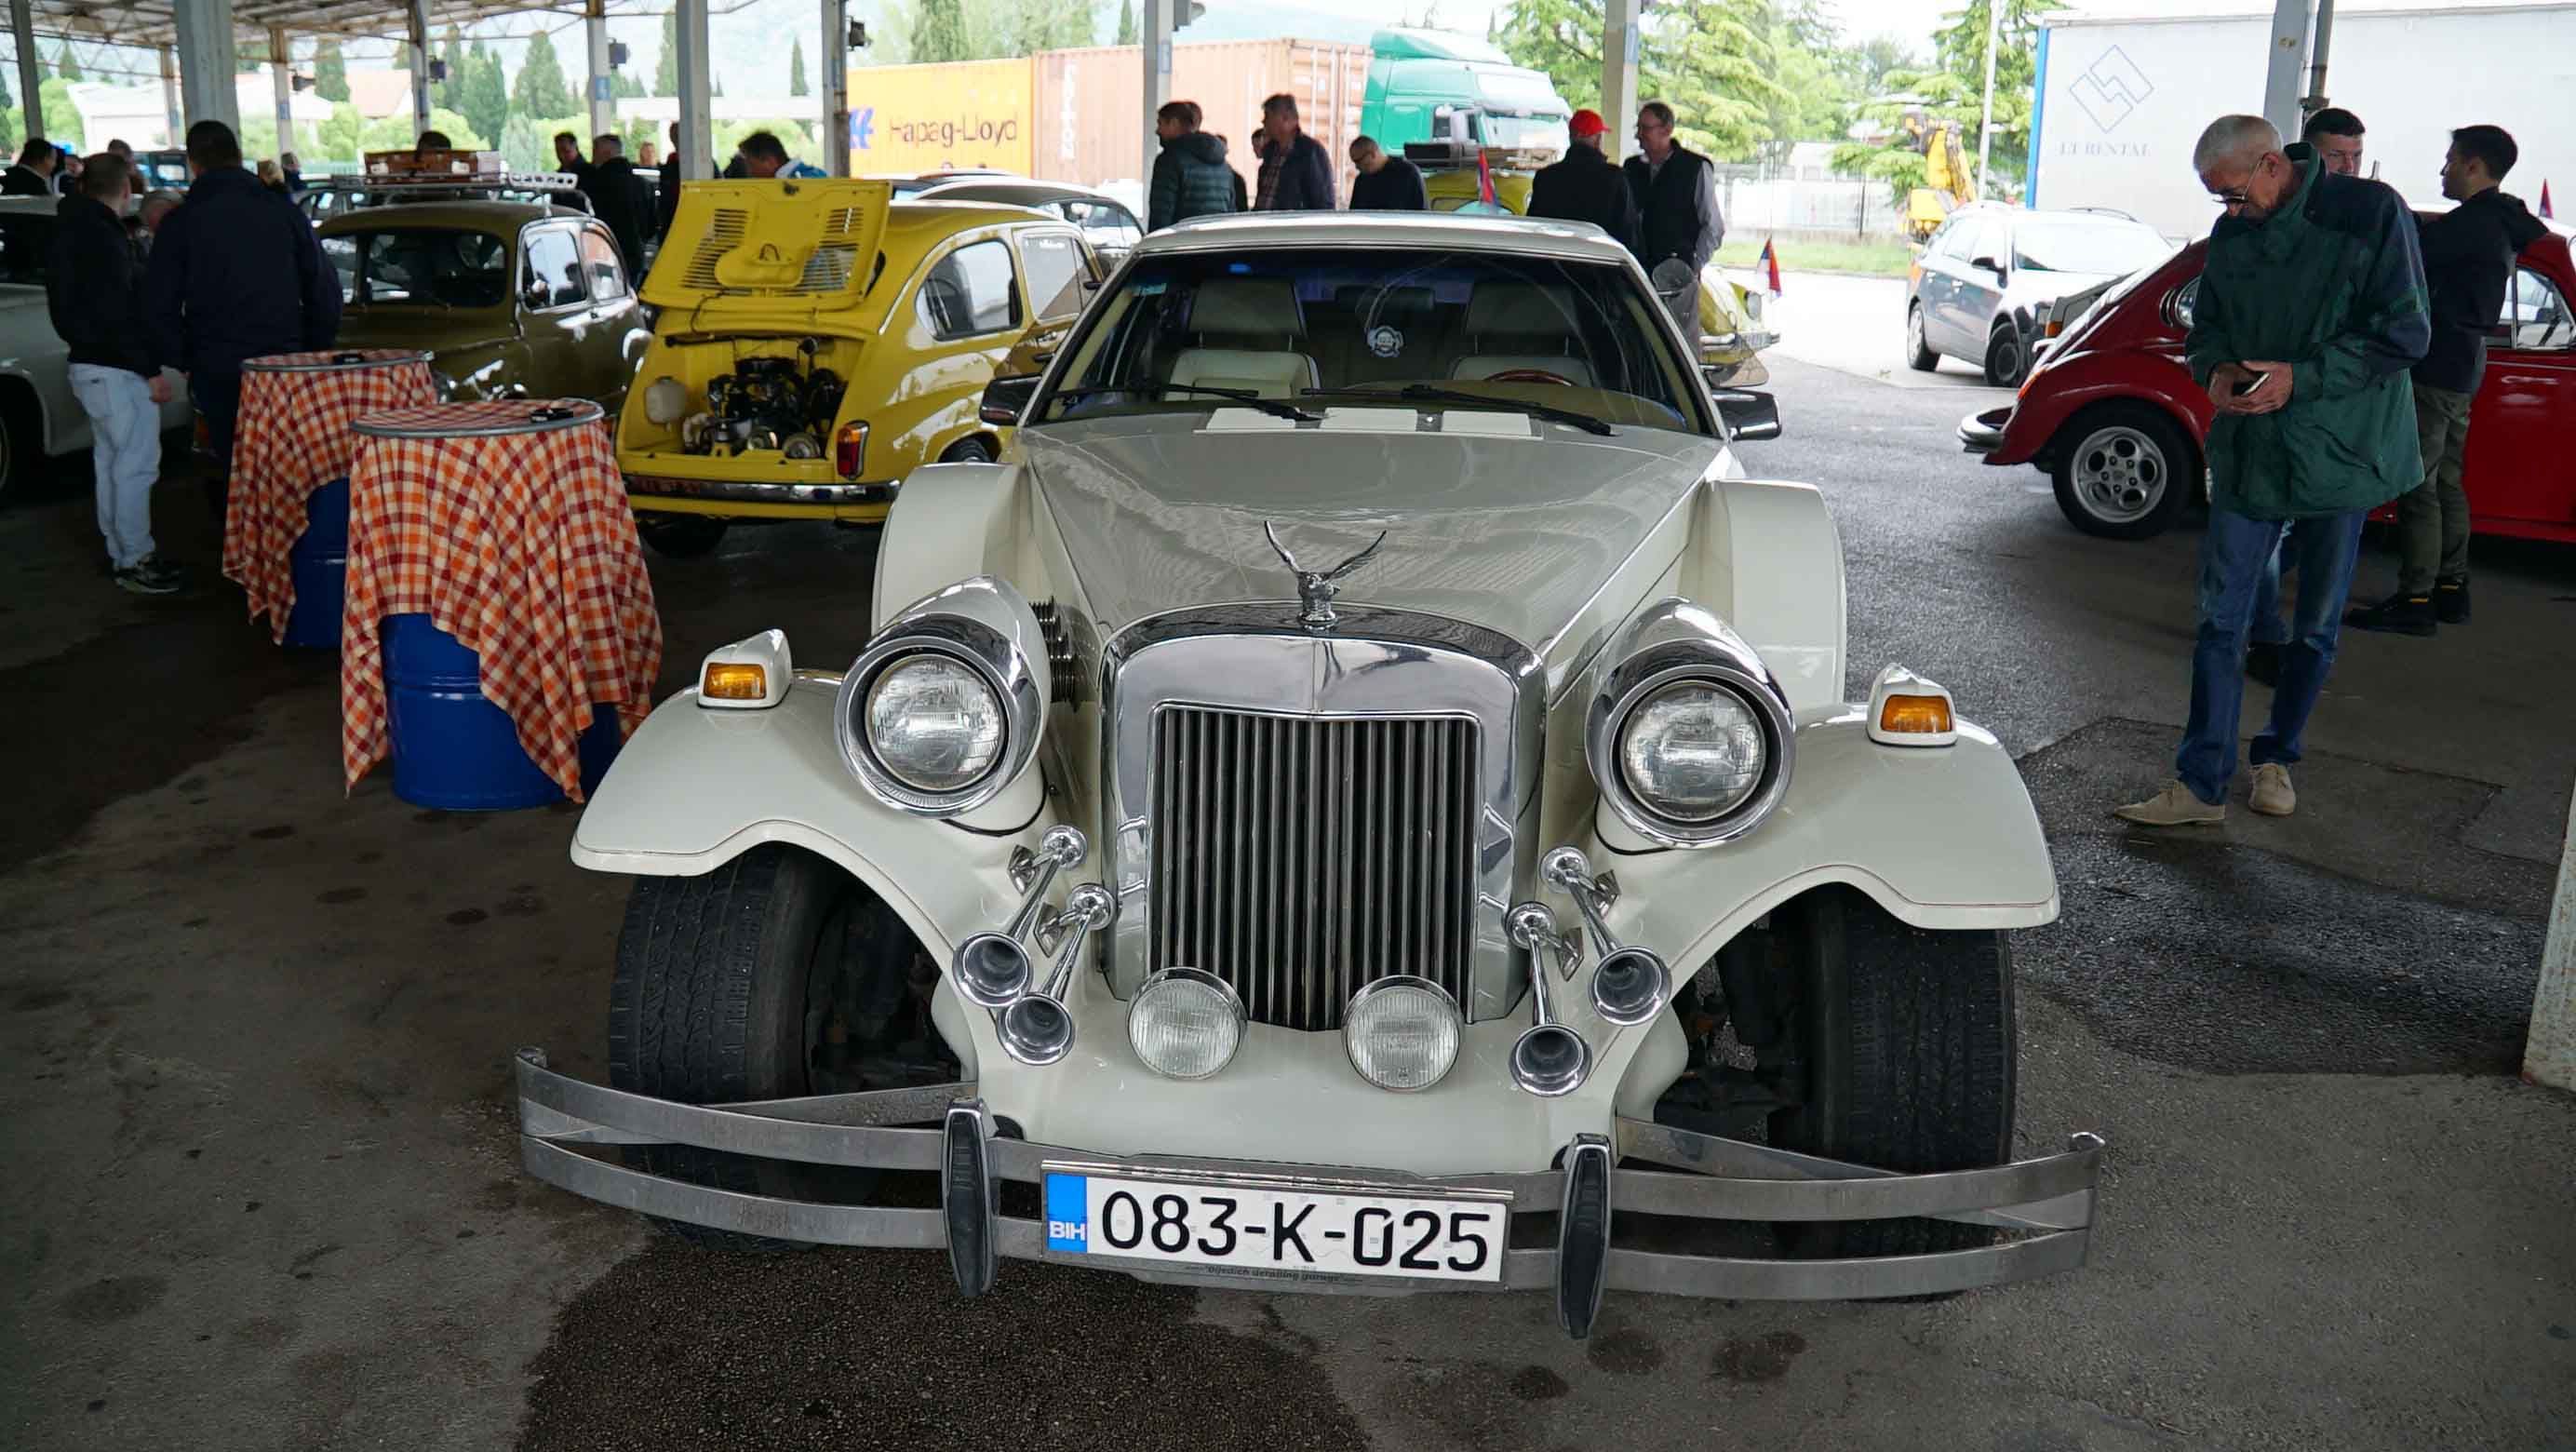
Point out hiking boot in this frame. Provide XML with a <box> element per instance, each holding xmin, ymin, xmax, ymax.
<box><xmin>2344</xmin><ymin>591</ymin><xmax>2435</xmax><ymax>636</ymax></box>
<box><xmin>2248</xmin><ymin>762</ymin><xmax>2296</xmax><ymax>817</ymax></box>
<box><xmin>114</xmin><ymin>562</ymin><xmax>181</xmax><ymax>596</ymax></box>
<box><xmin>2433</xmin><ymin>577</ymin><xmax>2471</xmax><ymax>625</ymax></box>
<box><xmin>2245</xmin><ymin>640</ymin><xmax>2282</xmax><ymax>688</ymax></box>
<box><xmin>2114</xmin><ymin>780</ymin><xmax>2225</xmax><ymax>827</ymax></box>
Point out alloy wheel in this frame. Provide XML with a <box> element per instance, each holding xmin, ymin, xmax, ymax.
<box><xmin>2071</xmin><ymin>425</ymin><xmax>2167</xmax><ymax>525</ymax></box>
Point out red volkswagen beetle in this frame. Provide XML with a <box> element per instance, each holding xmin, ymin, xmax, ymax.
<box><xmin>1961</xmin><ymin>226</ymin><xmax>2576</xmax><ymax>542</ymax></box>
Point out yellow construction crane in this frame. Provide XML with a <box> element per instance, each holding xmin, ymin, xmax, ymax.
<box><xmin>1900</xmin><ymin>108</ymin><xmax>1972</xmax><ymax>241</ymax></box>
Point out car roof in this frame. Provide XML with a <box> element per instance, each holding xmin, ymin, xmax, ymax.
<box><xmin>1137</xmin><ymin>208</ymin><xmax>1640</xmax><ymax>264</ymax></box>
<box><xmin>914</xmin><ymin>179</ymin><xmax>1117</xmax><ymax>208</ymax></box>
<box><xmin>315</xmin><ymin>199</ymin><xmax>584</xmax><ymax>233</ymax></box>
<box><xmin>885</xmin><ymin>198</ymin><xmax>1074</xmax><ymax>237</ymax></box>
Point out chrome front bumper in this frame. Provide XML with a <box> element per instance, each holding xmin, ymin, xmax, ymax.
<box><xmin>515</xmin><ymin>1050</ymin><xmax>2104</xmax><ymax>1336</ymax></box>
<box><xmin>1959</xmin><ymin>405</ymin><xmax>2013</xmax><ymax>455</ymax></box>
<box><xmin>624</xmin><ymin>474</ymin><xmax>894</xmax><ymax>505</ymax></box>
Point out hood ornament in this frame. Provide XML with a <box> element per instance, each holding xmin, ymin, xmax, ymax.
<box><xmin>1265</xmin><ymin>521</ymin><xmax>1388</xmax><ymax>632</ymax></box>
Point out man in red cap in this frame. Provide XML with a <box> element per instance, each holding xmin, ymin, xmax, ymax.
<box><xmin>1529</xmin><ymin>109</ymin><xmax>1639</xmax><ymax>255</ymax></box>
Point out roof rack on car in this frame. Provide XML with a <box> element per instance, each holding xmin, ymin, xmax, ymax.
<box><xmin>310</xmin><ymin>171</ymin><xmax>581</xmax><ymax>196</ymax></box>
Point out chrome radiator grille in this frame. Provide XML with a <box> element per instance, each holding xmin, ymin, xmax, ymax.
<box><xmin>1148</xmin><ymin>706</ymin><xmax>1480</xmax><ymax>1031</ymax></box>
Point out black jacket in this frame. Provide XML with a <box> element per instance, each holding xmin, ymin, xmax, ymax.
<box><xmin>655</xmin><ymin>155</ymin><xmax>680</xmax><ymax>240</ymax></box>
<box><xmin>47</xmin><ymin>194</ymin><xmax>158</xmax><ymax>379</ymax></box>
<box><xmin>1260</xmin><ymin>132</ymin><xmax>1335</xmax><ymax>211</ymax></box>
<box><xmin>586</xmin><ymin>156</ymin><xmax>651</xmax><ymax>276</ymax></box>
<box><xmin>2</xmin><ymin>164</ymin><xmax>51</xmax><ymax>196</ymax></box>
<box><xmin>1624</xmin><ymin>143</ymin><xmax>1712</xmax><ymax>268</ymax></box>
<box><xmin>2412</xmin><ymin>186</ymin><xmax>2548</xmax><ymax>394</ymax></box>
<box><xmin>1349</xmin><ymin>155</ymin><xmax>1428</xmax><ymax>211</ymax></box>
<box><xmin>1528</xmin><ymin>144</ymin><xmax>1638</xmax><ymax>253</ymax></box>
<box><xmin>143</xmin><ymin>164</ymin><xmax>341</xmax><ymax>376</ymax></box>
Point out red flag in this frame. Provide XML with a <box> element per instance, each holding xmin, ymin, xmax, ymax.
<box><xmin>2542</xmin><ymin>181</ymin><xmax>2555</xmax><ymax>220</ymax></box>
<box><xmin>1476</xmin><ymin>147</ymin><xmax>1496</xmax><ymax>208</ymax></box>
<box><xmin>1760</xmin><ymin>236</ymin><xmax>1782</xmax><ymax>295</ymax></box>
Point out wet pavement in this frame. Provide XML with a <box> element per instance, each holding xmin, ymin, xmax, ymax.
<box><xmin>3</xmin><ymin>346</ymin><xmax>2570</xmax><ymax>1451</ymax></box>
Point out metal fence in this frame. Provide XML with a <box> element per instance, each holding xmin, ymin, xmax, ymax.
<box><xmin>1713</xmin><ymin>174</ymin><xmax>1910</xmax><ymax>241</ymax></box>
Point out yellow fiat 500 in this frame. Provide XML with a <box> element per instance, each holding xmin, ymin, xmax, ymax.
<box><xmin>619</xmin><ymin>180</ymin><xmax>1097</xmax><ymax>557</ymax></box>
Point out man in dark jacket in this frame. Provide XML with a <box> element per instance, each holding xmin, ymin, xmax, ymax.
<box><xmin>2115</xmin><ymin>115</ymin><xmax>2430</xmax><ymax>827</ymax></box>
<box><xmin>1148</xmin><ymin>101</ymin><xmax>1238</xmax><ymax>231</ymax></box>
<box><xmin>585</xmin><ymin>134</ymin><xmax>651</xmax><ymax>276</ymax></box>
<box><xmin>143</xmin><ymin>121</ymin><xmax>342</xmax><ymax>497</ymax></box>
<box><xmin>3</xmin><ymin>140</ymin><xmax>57</xmax><ymax>195</ymax></box>
<box><xmin>2346</xmin><ymin>124</ymin><xmax>2547</xmax><ymax>636</ymax></box>
<box><xmin>1347</xmin><ymin>136</ymin><xmax>1426</xmax><ymax>210</ymax></box>
<box><xmin>49</xmin><ymin>153</ymin><xmax>180</xmax><ymax>594</ymax></box>
<box><xmin>1623</xmin><ymin>101</ymin><xmax>1720</xmax><ymax>275</ymax></box>
<box><xmin>1529</xmin><ymin>109</ymin><xmax>1637</xmax><ymax>250</ymax></box>
<box><xmin>656</xmin><ymin>123</ymin><xmax>683</xmax><ymax>242</ymax></box>
<box><xmin>1254</xmin><ymin>94</ymin><xmax>1334</xmax><ymax>211</ymax></box>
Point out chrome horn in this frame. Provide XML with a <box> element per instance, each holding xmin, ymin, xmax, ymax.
<box><xmin>1540</xmin><ymin>846</ymin><xmax>1671</xmax><ymax>1028</ymax></box>
<box><xmin>997</xmin><ymin>883</ymin><xmax>1117</xmax><ymax>1067</ymax></box>
<box><xmin>1505</xmin><ymin>902</ymin><xmax>1594</xmax><ymax>1098</ymax></box>
<box><xmin>950</xmin><ymin>825</ymin><xmax>1086</xmax><ymax>1010</ymax></box>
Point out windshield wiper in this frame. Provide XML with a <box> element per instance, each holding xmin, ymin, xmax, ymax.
<box><xmin>1301</xmin><ymin>383</ymin><xmax>1614</xmax><ymax>436</ymax></box>
<box><xmin>1053</xmin><ymin>381</ymin><xmax>1318</xmax><ymax>423</ymax></box>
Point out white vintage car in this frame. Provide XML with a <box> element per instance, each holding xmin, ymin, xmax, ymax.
<box><xmin>0</xmin><ymin>197</ymin><xmax>195</xmax><ymax>498</ymax></box>
<box><xmin>515</xmin><ymin>210</ymin><xmax>2102</xmax><ymax>1336</ymax></box>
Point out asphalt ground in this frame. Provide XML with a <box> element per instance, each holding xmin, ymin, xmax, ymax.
<box><xmin>3</xmin><ymin>329</ymin><xmax>2572</xmax><ymax>1451</ymax></box>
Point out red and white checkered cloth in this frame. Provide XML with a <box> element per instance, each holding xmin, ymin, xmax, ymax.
<box><xmin>340</xmin><ymin>400</ymin><xmax>662</xmax><ymax>801</ymax></box>
<box><xmin>221</xmin><ymin>350</ymin><xmax>437</xmax><ymax>642</ymax></box>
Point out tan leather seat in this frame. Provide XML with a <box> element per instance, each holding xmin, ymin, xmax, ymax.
<box><xmin>1170</xmin><ymin>276</ymin><xmax>1319</xmax><ymax>398</ymax></box>
<box><xmin>1451</xmin><ymin>281</ymin><xmax>1597</xmax><ymax>387</ymax></box>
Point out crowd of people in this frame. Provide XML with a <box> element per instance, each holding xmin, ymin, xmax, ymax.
<box><xmin>2115</xmin><ymin>108</ymin><xmax>2541</xmax><ymax>827</ymax></box>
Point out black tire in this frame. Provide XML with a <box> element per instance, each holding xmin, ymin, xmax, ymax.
<box><xmin>607</xmin><ymin>845</ymin><xmax>865</xmax><ymax>1252</ymax></box>
<box><xmin>2048</xmin><ymin>402</ymin><xmax>2197</xmax><ymax>540</ymax></box>
<box><xmin>939</xmin><ymin>436</ymin><xmax>996</xmax><ymax>464</ymax></box>
<box><xmin>1982</xmin><ymin>325</ymin><xmax>2029</xmax><ymax>389</ymax></box>
<box><xmin>1769</xmin><ymin>887</ymin><xmax>2016</xmax><ymax>1262</ymax></box>
<box><xmin>636</xmin><ymin>513</ymin><xmax>729</xmax><ymax>558</ymax></box>
<box><xmin>1904</xmin><ymin>304</ymin><xmax>1939</xmax><ymax>372</ymax></box>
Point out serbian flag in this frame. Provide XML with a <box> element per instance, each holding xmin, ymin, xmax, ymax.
<box><xmin>1476</xmin><ymin>146</ymin><xmax>1496</xmax><ymax>207</ymax></box>
<box><xmin>1759</xmin><ymin>236</ymin><xmax>1782</xmax><ymax>295</ymax></box>
<box><xmin>2542</xmin><ymin>181</ymin><xmax>2555</xmax><ymax>220</ymax></box>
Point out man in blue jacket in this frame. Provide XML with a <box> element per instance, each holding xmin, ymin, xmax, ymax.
<box><xmin>143</xmin><ymin>121</ymin><xmax>341</xmax><ymax>508</ymax></box>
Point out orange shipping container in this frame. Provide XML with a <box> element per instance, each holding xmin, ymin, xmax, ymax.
<box><xmin>1032</xmin><ymin>40</ymin><xmax>1374</xmax><ymax>207</ymax></box>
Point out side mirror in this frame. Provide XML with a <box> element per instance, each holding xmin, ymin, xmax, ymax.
<box><xmin>981</xmin><ymin>374</ymin><xmax>1041</xmax><ymax>426</ymax></box>
<box><xmin>1711</xmin><ymin>387</ymin><xmax>1780</xmax><ymax>442</ymax></box>
<box><xmin>1969</xmin><ymin>253</ymin><xmax>2006</xmax><ymax>278</ymax></box>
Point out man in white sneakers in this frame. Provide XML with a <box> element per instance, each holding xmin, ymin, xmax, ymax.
<box><xmin>47</xmin><ymin>152</ymin><xmax>179</xmax><ymax>595</ymax></box>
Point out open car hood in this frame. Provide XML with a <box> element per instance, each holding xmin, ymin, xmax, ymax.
<box><xmin>642</xmin><ymin>178</ymin><xmax>892</xmax><ymax>325</ymax></box>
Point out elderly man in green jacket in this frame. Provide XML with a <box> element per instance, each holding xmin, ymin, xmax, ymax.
<box><xmin>2116</xmin><ymin>114</ymin><xmax>2430</xmax><ymax>827</ymax></box>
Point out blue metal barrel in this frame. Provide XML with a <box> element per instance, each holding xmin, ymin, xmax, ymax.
<box><xmin>282</xmin><ymin>478</ymin><xmax>349</xmax><ymax>650</ymax></box>
<box><xmin>382</xmin><ymin>614</ymin><xmax>623</xmax><ymax>811</ymax></box>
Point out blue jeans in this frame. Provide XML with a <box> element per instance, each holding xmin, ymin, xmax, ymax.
<box><xmin>68</xmin><ymin>364</ymin><xmax>161</xmax><ymax>570</ymax></box>
<box><xmin>2248</xmin><ymin>527</ymin><xmax>2290</xmax><ymax>646</ymax></box>
<box><xmin>2177</xmin><ymin>506</ymin><xmax>2368</xmax><ymax>805</ymax></box>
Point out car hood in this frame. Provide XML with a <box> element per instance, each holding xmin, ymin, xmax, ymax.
<box><xmin>1022</xmin><ymin>411</ymin><xmax>1725</xmax><ymax>697</ymax></box>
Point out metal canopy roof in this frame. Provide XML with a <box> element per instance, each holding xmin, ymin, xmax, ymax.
<box><xmin>22</xmin><ymin>0</ymin><xmax>676</xmax><ymax>49</ymax></box>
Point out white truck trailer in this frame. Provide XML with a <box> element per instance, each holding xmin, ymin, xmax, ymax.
<box><xmin>2029</xmin><ymin>1</ymin><xmax>2572</xmax><ymax>240</ymax></box>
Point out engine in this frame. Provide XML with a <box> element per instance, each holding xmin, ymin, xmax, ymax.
<box><xmin>666</xmin><ymin>343</ymin><xmax>847</xmax><ymax>459</ymax></box>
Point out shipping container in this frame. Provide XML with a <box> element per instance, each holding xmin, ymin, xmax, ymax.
<box><xmin>1035</xmin><ymin>41</ymin><xmax>1374</xmax><ymax>202</ymax></box>
<box><xmin>846</xmin><ymin>57</ymin><xmax>1038</xmax><ymax>178</ymax></box>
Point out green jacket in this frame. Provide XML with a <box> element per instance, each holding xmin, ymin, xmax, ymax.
<box><xmin>2184</xmin><ymin>144</ymin><xmax>2431</xmax><ymax>519</ymax></box>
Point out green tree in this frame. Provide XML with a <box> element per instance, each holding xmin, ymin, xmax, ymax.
<box><xmin>789</xmin><ymin>37</ymin><xmax>809</xmax><ymax>96</ymax></box>
<box><xmin>0</xmin><ymin>52</ymin><xmax>14</xmax><ymax>111</ymax></box>
<box><xmin>512</xmin><ymin>30</ymin><xmax>575</xmax><ymax>120</ymax></box>
<box><xmin>914</xmin><ymin>0</ymin><xmax>971</xmax><ymax>62</ymax></box>
<box><xmin>654</xmin><ymin>12</ymin><xmax>678</xmax><ymax>96</ymax></box>
<box><xmin>313</xmin><ymin>39</ymin><xmax>350</xmax><ymax>103</ymax></box>
<box><xmin>55</xmin><ymin>42</ymin><xmax>80</xmax><ymax>82</ymax></box>
<box><xmin>1638</xmin><ymin>0</ymin><xmax>1790</xmax><ymax>161</ymax></box>
<box><xmin>1751</xmin><ymin>2</ymin><xmax>1851</xmax><ymax>160</ymax></box>
<box><xmin>1832</xmin><ymin>0</ymin><xmax>2059</xmax><ymax>199</ymax></box>
<box><xmin>1838</xmin><ymin>34</ymin><xmax>1919</xmax><ymax>97</ymax></box>
<box><xmin>1496</xmin><ymin>0</ymin><xmax>1605</xmax><ymax>112</ymax></box>
<box><xmin>36</xmin><ymin>78</ymin><xmax>82</xmax><ymax>150</ymax></box>
<box><xmin>1115</xmin><ymin>0</ymin><xmax>1136</xmax><ymax>45</ymax></box>
<box><xmin>463</xmin><ymin>43</ymin><xmax>510</xmax><ymax>151</ymax></box>
<box><xmin>436</xmin><ymin>28</ymin><xmax>468</xmax><ymax>112</ymax></box>
<box><xmin>612</xmin><ymin>73</ymin><xmax>646</xmax><ymax>100</ymax></box>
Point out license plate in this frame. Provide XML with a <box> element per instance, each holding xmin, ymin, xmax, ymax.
<box><xmin>1041</xmin><ymin>1169</ymin><xmax>1508</xmax><ymax>1284</ymax></box>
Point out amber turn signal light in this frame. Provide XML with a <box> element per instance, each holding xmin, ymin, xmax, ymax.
<box><xmin>702</xmin><ymin>663</ymin><xmax>769</xmax><ymax>701</ymax></box>
<box><xmin>1877</xmin><ymin>693</ymin><xmax>1954</xmax><ymax>736</ymax></box>
<box><xmin>835</xmin><ymin>421</ymin><xmax>868</xmax><ymax>479</ymax></box>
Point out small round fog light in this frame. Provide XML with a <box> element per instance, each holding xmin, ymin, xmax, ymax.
<box><xmin>1343</xmin><ymin>975</ymin><xmax>1462</xmax><ymax>1092</ymax></box>
<box><xmin>1128</xmin><ymin>968</ymin><xmax>1245</xmax><ymax>1080</ymax></box>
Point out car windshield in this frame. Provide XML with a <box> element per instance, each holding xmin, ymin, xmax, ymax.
<box><xmin>1038</xmin><ymin>247</ymin><xmax>1705</xmax><ymax>435</ymax></box>
<box><xmin>2013</xmin><ymin>219</ymin><xmax>2175</xmax><ymax>276</ymax></box>
<box><xmin>322</xmin><ymin>228</ymin><xmax>511</xmax><ymax>308</ymax></box>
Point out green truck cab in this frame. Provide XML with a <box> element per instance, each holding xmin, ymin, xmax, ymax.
<box><xmin>1360</xmin><ymin>28</ymin><xmax>1575</xmax><ymax>157</ymax></box>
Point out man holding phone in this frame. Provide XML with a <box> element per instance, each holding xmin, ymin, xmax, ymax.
<box><xmin>2115</xmin><ymin>114</ymin><xmax>2429</xmax><ymax>827</ymax></box>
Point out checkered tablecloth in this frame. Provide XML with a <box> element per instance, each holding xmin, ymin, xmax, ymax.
<box><xmin>340</xmin><ymin>400</ymin><xmax>661</xmax><ymax>801</ymax></box>
<box><xmin>221</xmin><ymin>350</ymin><xmax>437</xmax><ymax>642</ymax></box>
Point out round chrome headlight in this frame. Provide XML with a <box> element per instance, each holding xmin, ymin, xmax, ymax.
<box><xmin>1617</xmin><ymin>679</ymin><xmax>1765</xmax><ymax>823</ymax></box>
<box><xmin>865</xmin><ymin>653</ymin><xmax>1005</xmax><ymax>793</ymax></box>
<box><xmin>1343</xmin><ymin>975</ymin><xmax>1462</xmax><ymax>1092</ymax></box>
<box><xmin>1128</xmin><ymin>968</ymin><xmax>1245</xmax><ymax>1080</ymax></box>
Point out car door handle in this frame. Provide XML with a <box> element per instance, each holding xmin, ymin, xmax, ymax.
<box><xmin>1031</xmin><ymin>351</ymin><xmax>1056</xmax><ymax>365</ymax></box>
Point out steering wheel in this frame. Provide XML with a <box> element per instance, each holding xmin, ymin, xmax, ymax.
<box><xmin>1483</xmin><ymin>368</ymin><xmax>1577</xmax><ymax>386</ymax></box>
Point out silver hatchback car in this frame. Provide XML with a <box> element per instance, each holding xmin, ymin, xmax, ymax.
<box><xmin>1905</xmin><ymin>205</ymin><xmax>2175</xmax><ymax>387</ymax></box>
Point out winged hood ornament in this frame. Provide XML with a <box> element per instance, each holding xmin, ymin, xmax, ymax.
<box><xmin>1265</xmin><ymin>521</ymin><xmax>1389</xmax><ymax>632</ymax></box>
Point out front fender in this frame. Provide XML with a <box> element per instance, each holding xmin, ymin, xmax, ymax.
<box><xmin>1990</xmin><ymin>346</ymin><xmax>2205</xmax><ymax>469</ymax></box>
<box><xmin>1594</xmin><ymin>712</ymin><xmax>2057</xmax><ymax>967</ymax></box>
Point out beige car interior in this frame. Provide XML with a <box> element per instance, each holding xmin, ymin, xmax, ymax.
<box><xmin>1449</xmin><ymin>282</ymin><xmax>1598</xmax><ymax>387</ymax></box>
<box><xmin>1169</xmin><ymin>276</ymin><xmax>1320</xmax><ymax>398</ymax></box>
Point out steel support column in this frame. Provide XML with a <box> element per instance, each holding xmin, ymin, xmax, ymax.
<box><xmin>820</xmin><ymin>0</ymin><xmax>850</xmax><ymax>176</ymax></box>
<box><xmin>1141</xmin><ymin>0</ymin><xmax>1171</xmax><ymax>188</ymax></box>
<box><xmin>161</xmin><ymin>46</ymin><xmax>184</xmax><ymax>148</ymax></box>
<box><xmin>2528</xmin><ymin>782</ymin><xmax>2576</xmax><ymax>1091</ymax></box>
<box><xmin>271</xmin><ymin>28</ymin><xmax>295</xmax><ymax>154</ymax></box>
<box><xmin>2301</xmin><ymin>0</ymin><xmax>2338</xmax><ymax>117</ymax></box>
<box><xmin>2260</xmin><ymin>0</ymin><xmax>2311</xmax><ymax>139</ymax></box>
<box><xmin>1601</xmin><ymin>0</ymin><xmax>1641</xmax><ymax>163</ymax></box>
<box><xmin>585</xmin><ymin>0</ymin><xmax>614</xmax><ymax>144</ymax></box>
<box><xmin>407</xmin><ymin>0</ymin><xmax>432</xmax><ymax>136</ymax></box>
<box><xmin>13</xmin><ymin>0</ymin><xmax>46</xmax><ymax>142</ymax></box>
<box><xmin>173</xmin><ymin>0</ymin><xmax>240</xmax><ymax>137</ymax></box>
<box><xmin>675</xmin><ymin>0</ymin><xmax>712</xmax><ymax>182</ymax></box>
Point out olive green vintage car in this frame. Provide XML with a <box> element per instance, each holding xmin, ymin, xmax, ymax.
<box><xmin>316</xmin><ymin>201</ymin><xmax>650</xmax><ymax>409</ymax></box>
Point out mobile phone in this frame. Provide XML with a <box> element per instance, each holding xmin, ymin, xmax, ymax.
<box><xmin>2232</xmin><ymin>370</ymin><xmax>2271</xmax><ymax>397</ymax></box>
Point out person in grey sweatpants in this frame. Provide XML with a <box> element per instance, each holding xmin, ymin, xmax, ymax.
<box><xmin>47</xmin><ymin>151</ymin><xmax>178</xmax><ymax>595</ymax></box>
